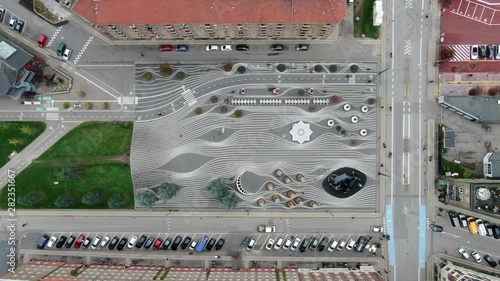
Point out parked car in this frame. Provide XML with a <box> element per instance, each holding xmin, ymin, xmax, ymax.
<box><xmin>458</xmin><ymin>214</ymin><xmax>467</xmax><ymax>228</ymax></box>
<box><xmin>100</xmin><ymin>236</ymin><xmax>110</xmax><ymax>247</ymax></box>
<box><xmin>355</xmin><ymin>236</ymin><xmax>368</xmax><ymax>252</ymax></box>
<box><xmin>282</xmin><ymin>237</ymin><xmax>293</xmax><ymax>250</ymax></box>
<box><xmin>215</xmin><ymin>238</ymin><xmax>225</xmax><ymax>251</ymax></box>
<box><xmin>299</xmin><ymin>238</ymin><xmax>310</xmax><ymax>252</ymax></box>
<box><xmin>0</xmin><ymin>8</ymin><xmax>5</xmax><ymax>22</ymax></box>
<box><xmin>8</xmin><ymin>18</ymin><xmax>16</xmax><ymax>29</ymax></box>
<box><xmin>479</xmin><ymin>45</ymin><xmax>487</xmax><ymax>58</ymax></box>
<box><xmin>117</xmin><ymin>237</ymin><xmax>128</xmax><ymax>251</ymax></box>
<box><xmin>258</xmin><ymin>225</ymin><xmax>276</xmax><ymax>233</ymax></box>
<box><xmin>144</xmin><ymin>236</ymin><xmax>155</xmax><ymax>249</ymax></box>
<box><xmin>471</xmin><ymin>45</ymin><xmax>478</xmax><ymax>60</ymax></box>
<box><xmin>205</xmin><ymin>45</ymin><xmax>219</xmax><ymax>52</ymax></box>
<box><xmin>240</xmin><ymin>88</ymin><xmax>245</xmax><ymax>95</ymax></box>
<box><xmin>62</xmin><ymin>48</ymin><xmax>72</xmax><ymax>61</ymax></box>
<box><xmin>484</xmin><ymin>222</ymin><xmax>493</xmax><ymax>236</ymax></box>
<box><xmin>36</xmin><ymin>234</ymin><xmax>51</xmax><ymax>249</ymax></box>
<box><xmin>57</xmin><ymin>42</ymin><xmax>66</xmax><ymax>56</ymax></box>
<box><xmin>429</xmin><ymin>224</ymin><xmax>443</xmax><ymax>232</ymax></box>
<box><xmin>318</xmin><ymin>237</ymin><xmax>329</xmax><ymax>252</ymax></box>
<box><xmin>265</xmin><ymin>238</ymin><xmax>275</xmax><ymax>250</ymax></box>
<box><xmin>471</xmin><ymin>251</ymin><xmax>483</xmax><ymax>263</ymax></box>
<box><xmin>271</xmin><ymin>44</ymin><xmax>284</xmax><ymax>51</ymax></box>
<box><xmin>476</xmin><ymin>219</ymin><xmax>487</xmax><ymax>236</ymax></box>
<box><xmin>56</xmin><ymin>236</ymin><xmax>67</xmax><ymax>249</ymax></box>
<box><xmin>457</xmin><ymin>247</ymin><xmax>470</xmax><ymax>259</ymax></box>
<box><xmin>336</xmin><ymin>240</ymin><xmax>346</xmax><ymax>251</ymax></box>
<box><xmin>181</xmin><ymin>236</ymin><xmax>192</xmax><ymax>250</ymax></box>
<box><xmin>328</xmin><ymin>240</ymin><xmax>339</xmax><ymax>252</ymax></box>
<box><xmin>188</xmin><ymin>239</ymin><xmax>198</xmax><ymax>251</ymax></box>
<box><xmin>371</xmin><ymin>226</ymin><xmax>384</xmax><ymax>233</ymax></box>
<box><xmin>272</xmin><ymin>88</ymin><xmax>279</xmax><ymax>95</ymax></box>
<box><xmin>488</xmin><ymin>45</ymin><xmax>494</xmax><ymax>58</ymax></box>
<box><xmin>135</xmin><ymin>235</ymin><xmax>147</xmax><ymax>248</ymax></box>
<box><xmin>175</xmin><ymin>45</ymin><xmax>188</xmax><ymax>52</ymax></box>
<box><xmin>467</xmin><ymin>217</ymin><xmax>478</xmax><ymax>234</ymax></box>
<box><xmin>221</xmin><ymin>45</ymin><xmax>232</xmax><ymax>51</ymax></box>
<box><xmin>74</xmin><ymin>235</ymin><xmax>85</xmax><ymax>249</ymax></box>
<box><xmin>296</xmin><ymin>44</ymin><xmax>309</xmax><ymax>51</ymax></box>
<box><xmin>235</xmin><ymin>44</ymin><xmax>249</xmax><ymax>51</ymax></box>
<box><xmin>14</xmin><ymin>19</ymin><xmax>24</xmax><ymax>33</ymax></box>
<box><xmin>128</xmin><ymin>235</ymin><xmax>138</xmax><ymax>248</ymax></box>
<box><xmin>65</xmin><ymin>235</ymin><xmax>76</xmax><ymax>248</ymax></box>
<box><xmin>246</xmin><ymin>237</ymin><xmax>257</xmax><ymax>251</ymax></box>
<box><xmin>496</xmin><ymin>45</ymin><xmax>500</xmax><ymax>60</ymax></box>
<box><xmin>38</xmin><ymin>34</ymin><xmax>48</xmax><ymax>48</ymax></box>
<box><xmin>309</xmin><ymin>237</ymin><xmax>319</xmax><ymax>250</ymax></box>
<box><xmin>198</xmin><ymin>237</ymin><xmax>213</xmax><ymax>251</ymax></box>
<box><xmin>159</xmin><ymin>45</ymin><xmax>173</xmax><ymax>52</ymax></box>
<box><xmin>274</xmin><ymin>236</ymin><xmax>285</xmax><ymax>250</ymax></box>
<box><xmin>153</xmin><ymin>238</ymin><xmax>163</xmax><ymax>250</ymax></box>
<box><xmin>290</xmin><ymin>237</ymin><xmax>301</xmax><ymax>251</ymax></box>
<box><xmin>484</xmin><ymin>254</ymin><xmax>497</xmax><ymax>267</ymax></box>
<box><xmin>82</xmin><ymin>237</ymin><xmax>92</xmax><ymax>249</ymax></box>
<box><xmin>161</xmin><ymin>238</ymin><xmax>172</xmax><ymax>250</ymax></box>
<box><xmin>108</xmin><ymin>236</ymin><xmax>120</xmax><ymax>250</ymax></box>
<box><xmin>448</xmin><ymin>211</ymin><xmax>460</xmax><ymax>227</ymax></box>
<box><xmin>171</xmin><ymin>236</ymin><xmax>182</xmax><ymax>250</ymax></box>
<box><xmin>47</xmin><ymin>236</ymin><xmax>58</xmax><ymax>248</ymax></box>
<box><xmin>493</xmin><ymin>225</ymin><xmax>500</xmax><ymax>239</ymax></box>
<box><xmin>91</xmin><ymin>235</ymin><xmax>102</xmax><ymax>250</ymax></box>
<box><xmin>346</xmin><ymin>239</ymin><xmax>356</xmax><ymax>251</ymax></box>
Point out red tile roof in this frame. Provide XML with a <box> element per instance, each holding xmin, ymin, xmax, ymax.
<box><xmin>73</xmin><ymin>0</ymin><xmax>346</xmax><ymax>25</ymax></box>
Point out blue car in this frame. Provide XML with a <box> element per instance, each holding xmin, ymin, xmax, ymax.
<box><xmin>37</xmin><ymin>234</ymin><xmax>50</xmax><ymax>249</ymax></box>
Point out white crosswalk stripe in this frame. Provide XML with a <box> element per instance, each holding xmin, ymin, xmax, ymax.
<box><xmin>406</xmin><ymin>0</ymin><xmax>413</xmax><ymax>9</ymax></box>
<box><xmin>74</xmin><ymin>36</ymin><xmax>94</xmax><ymax>65</ymax></box>
<box><xmin>182</xmin><ymin>90</ymin><xmax>197</xmax><ymax>106</ymax></box>
<box><xmin>404</xmin><ymin>40</ymin><xmax>411</xmax><ymax>55</ymax></box>
<box><xmin>46</xmin><ymin>27</ymin><xmax>63</xmax><ymax>48</ymax></box>
<box><xmin>46</xmin><ymin>113</ymin><xmax>59</xmax><ymax>121</ymax></box>
<box><xmin>449</xmin><ymin>45</ymin><xmax>471</xmax><ymax>61</ymax></box>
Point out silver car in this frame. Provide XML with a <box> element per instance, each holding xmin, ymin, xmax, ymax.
<box><xmin>246</xmin><ymin>237</ymin><xmax>256</xmax><ymax>251</ymax></box>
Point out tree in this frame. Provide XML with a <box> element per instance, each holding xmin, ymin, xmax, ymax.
<box><xmin>63</xmin><ymin>102</ymin><xmax>71</xmax><ymax>109</ymax></box>
<box><xmin>157</xmin><ymin>182</ymin><xmax>177</xmax><ymax>201</ymax></box>
<box><xmin>237</xmin><ymin>66</ymin><xmax>246</xmax><ymax>74</ymax></box>
<box><xmin>175</xmin><ymin>71</ymin><xmax>185</xmax><ymax>80</ymax></box>
<box><xmin>277</xmin><ymin>64</ymin><xmax>286</xmax><ymax>72</ymax></box>
<box><xmin>136</xmin><ymin>190</ymin><xmax>157</xmax><ymax>207</ymax></box>
<box><xmin>78</xmin><ymin>90</ymin><xmax>86</xmax><ymax>98</ymax></box>
<box><xmin>54</xmin><ymin>195</ymin><xmax>74</xmax><ymax>208</ymax></box>
<box><xmin>108</xmin><ymin>193</ymin><xmax>126</xmax><ymax>208</ymax></box>
<box><xmin>143</xmin><ymin>72</ymin><xmax>153</xmax><ymax>80</ymax></box>
<box><xmin>206</xmin><ymin>178</ymin><xmax>230</xmax><ymax>199</ymax></box>
<box><xmin>102</xmin><ymin>102</ymin><xmax>110</xmax><ymax>109</ymax></box>
<box><xmin>86</xmin><ymin>102</ymin><xmax>93</xmax><ymax>110</ymax></box>
<box><xmin>20</xmin><ymin>126</ymin><xmax>34</xmax><ymax>135</ymax></box>
<box><xmin>223</xmin><ymin>62</ymin><xmax>233</xmax><ymax>72</ymax></box>
<box><xmin>233</xmin><ymin>109</ymin><xmax>243</xmax><ymax>118</ymax></box>
<box><xmin>81</xmin><ymin>190</ymin><xmax>103</xmax><ymax>206</ymax></box>
<box><xmin>18</xmin><ymin>192</ymin><xmax>41</xmax><ymax>207</ymax></box>
<box><xmin>440</xmin><ymin>46</ymin><xmax>455</xmax><ymax>61</ymax></box>
<box><xmin>195</xmin><ymin>107</ymin><xmax>203</xmax><ymax>115</ymax></box>
<box><xmin>8</xmin><ymin>138</ymin><xmax>22</xmax><ymax>146</ymax></box>
<box><xmin>159</xmin><ymin>63</ymin><xmax>173</xmax><ymax>77</ymax></box>
<box><xmin>60</xmin><ymin>166</ymin><xmax>80</xmax><ymax>181</ymax></box>
<box><xmin>220</xmin><ymin>192</ymin><xmax>240</xmax><ymax>210</ymax></box>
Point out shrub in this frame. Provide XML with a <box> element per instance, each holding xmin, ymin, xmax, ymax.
<box><xmin>331</xmin><ymin>95</ymin><xmax>343</xmax><ymax>104</ymax></box>
<box><xmin>175</xmin><ymin>72</ymin><xmax>185</xmax><ymax>80</ymax></box>
<box><xmin>233</xmin><ymin>109</ymin><xmax>243</xmax><ymax>118</ymax></box>
<box><xmin>81</xmin><ymin>191</ymin><xmax>103</xmax><ymax>206</ymax></box>
<box><xmin>63</xmin><ymin>102</ymin><xmax>71</xmax><ymax>109</ymax></box>
<box><xmin>220</xmin><ymin>106</ymin><xmax>228</xmax><ymax>113</ymax></box>
<box><xmin>144</xmin><ymin>72</ymin><xmax>153</xmax><ymax>80</ymax></box>
<box><xmin>329</xmin><ymin>65</ymin><xmax>337</xmax><ymax>72</ymax></box>
<box><xmin>440</xmin><ymin>46</ymin><xmax>455</xmax><ymax>61</ymax></box>
<box><xmin>78</xmin><ymin>90</ymin><xmax>86</xmax><ymax>98</ymax></box>
<box><xmin>108</xmin><ymin>193</ymin><xmax>126</xmax><ymax>209</ymax></box>
<box><xmin>54</xmin><ymin>195</ymin><xmax>75</xmax><ymax>208</ymax></box>
<box><xmin>195</xmin><ymin>107</ymin><xmax>203</xmax><ymax>115</ymax></box>
<box><xmin>159</xmin><ymin>63</ymin><xmax>173</xmax><ymax>76</ymax></box>
<box><xmin>157</xmin><ymin>182</ymin><xmax>177</xmax><ymax>201</ymax></box>
<box><xmin>18</xmin><ymin>191</ymin><xmax>42</xmax><ymax>207</ymax></box>
<box><xmin>277</xmin><ymin>64</ymin><xmax>287</xmax><ymax>72</ymax></box>
<box><xmin>86</xmin><ymin>102</ymin><xmax>93</xmax><ymax>110</ymax></box>
<box><xmin>60</xmin><ymin>166</ymin><xmax>80</xmax><ymax>181</ymax></box>
<box><xmin>237</xmin><ymin>66</ymin><xmax>246</xmax><ymax>74</ymax></box>
<box><xmin>443</xmin><ymin>0</ymin><xmax>452</xmax><ymax>8</ymax></box>
<box><xmin>350</xmin><ymin>64</ymin><xmax>359</xmax><ymax>73</ymax></box>
<box><xmin>102</xmin><ymin>102</ymin><xmax>110</xmax><ymax>109</ymax></box>
<box><xmin>314</xmin><ymin>65</ymin><xmax>323</xmax><ymax>72</ymax></box>
<box><xmin>223</xmin><ymin>62</ymin><xmax>233</xmax><ymax>72</ymax></box>
<box><xmin>136</xmin><ymin>190</ymin><xmax>157</xmax><ymax>208</ymax></box>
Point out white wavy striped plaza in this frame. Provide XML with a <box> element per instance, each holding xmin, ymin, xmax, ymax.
<box><xmin>131</xmin><ymin>62</ymin><xmax>379</xmax><ymax>210</ymax></box>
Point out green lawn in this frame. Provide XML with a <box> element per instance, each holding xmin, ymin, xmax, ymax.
<box><xmin>441</xmin><ymin>159</ymin><xmax>481</xmax><ymax>178</ymax></box>
<box><xmin>38</xmin><ymin>121</ymin><xmax>133</xmax><ymax>161</ymax></box>
<box><xmin>354</xmin><ymin>0</ymin><xmax>381</xmax><ymax>39</ymax></box>
<box><xmin>0</xmin><ymin>162</ymin><xmax>133</xmax><ymax>209</ymax></box>
<box><xmin>0</xmin><ymin>121</ymin><xmax>46</xmax><ymax>168</ymax></box>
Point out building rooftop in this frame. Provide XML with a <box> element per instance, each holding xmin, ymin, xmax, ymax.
<box><xmin>0</xmin><ymin>33</ymin><xmax>34</xmax><ymax>96</ymax></box>
<box><xmin>73</xmin><ymin>0</ymin><xmax>346</xmax><ymax>25</ymax></box>
<box><xmin>438</xmin><ymin>96</ymin><xmax>500</xmax><ymax>123</ymax></box>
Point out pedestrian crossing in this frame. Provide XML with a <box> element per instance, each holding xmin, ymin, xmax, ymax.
<box><xmin>74</xmin><ymin>36</ymin><xmax>94</xmax><ymax>65</ymax></box>
<box><xmin>448</xmin><ymin>45</ymin><xmax>471</xmax><ymax>61</ymax></box>
<box><xmin>404</xmin><ymin>40</ymin><xmax>411</xmax><ymax>55</ymax></box>
<box><xmin>46</xmin><ymin>27</ymin><xmax>63</xmax><ymax>48</ymax></box>
<box><xmin>406</xmin><ymin>0</ymin><xmax>413</xmax><ymax>9</ymax></box>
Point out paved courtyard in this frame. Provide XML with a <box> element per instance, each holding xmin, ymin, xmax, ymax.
<box><xmin>131</xmin><ymin>62</ymin><xmax>379</xmax><ymax>210</ymax></box>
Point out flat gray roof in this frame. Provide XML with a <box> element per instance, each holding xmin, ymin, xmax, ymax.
<box><xmin>438</xmin><ymin>96</ymin><xmax>500</xmax><ymax>123</ymax></box>
<box><xmin>444</xmin><ymin>129</ymin><xmax>455</xmax><ymax>148</ymax></box>
<box><xmin>0</xmin><ymin>33</ymin><xmax>33</xmax><ymax>72</ymax></box>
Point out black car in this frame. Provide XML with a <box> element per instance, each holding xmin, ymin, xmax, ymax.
<box><xmin>429</xmin><ymin>224</ymin><xmax>443</xmax><ymax>232</ymax></box>
<box><xmin>108</xmin><ymin>236</ymin><xmax>120</xmax><ymax>250</ymax></box>
<box><xmin>181</xmin><ymin>236</ymin><xmax>192</xmax><ymax>250</ymax></box>
<box><xmin>56</xmin><ymin>236</ymin><xmax>67</xmax><ymax>249</ymax></box>
<box><xmin>448</xmin><ymin>211</ymin><xmax>459</xmax><ymax>228</ymax></box>
<box><xmin>117</xmin><ymin>237</ymin><xmax>128</xmax><ymax>251</ymax></box>
<box><xmin>14</xmin><ymin>19</ymin><xmax>24</xmax><ymax>33</ymax></box>
<box><xmin>299</xmin><ymin>239</ymin><xmax>310</xmax><ymax>252</ymax></box>
<box><xmin>215</xmin><ymin>238</ymin><xmax>225</xmax><ymax>251</ymax></box>
<box><xmin>479</xmin><ymin>46</ymin><xmax>487</xmax><ymax>58</ymax></box>
<box><xmin>235</xmin><ymin>44</ymin><xmax>249</xmax><ymax>51</ymax></box>
<box><xmin>0</xmin><ymin>8</ymin><xmax>5</xmax><ymax>22</ymax></box>
<box><xmin>65</xmin><ymin>235</ymin><xmax>76</xmax><ymax>248</ymax></box>
<box><xmin>161</xmin><ymin>238</ymin><xmax>172</xmax><ymax>250</ymax></box>
<box><xmin>206</xmin><ymin>238</ymin><xmax>216</xmax><ymax>251</ymax></box>
<box><xmin>355</xmin><ymin>236</ymin><xmax>367</xmax><ymax>252</ymax></box>
<box><xmin>175</xmin><ymin>45</ymin><xmax>188</xmax><ymax>52</ymax></box>
<box><xmin>144</xmin><ymin>236</ymin><xmax>155</xmax><ymax>249</ymax></box>
<box><xmin>271</xmin><ymin>44</ymin><xmax>284</xmax><ymax>51</ymax></box>
<box><xmin>171</xmin><ymin>236</ymin><xmax>183</xmax><ymax>250</ymax></box>
<box><xmin>82</xmin><ymin>237</ymin><xmax>92</xmax><ymax>249</ymax></box>
<box><xmin>318</xmin><ymin>237</ymin><xmax>329</xmax><ymax>252</ymax></box>
<box><xmin>135</xmin><ymin>235</ymin><xmax>148</xmax><ymax>248</ymax></box>
<box><xmin>484</xmin><ymin>255</ymin><xmax>497</xmax><ymax>267</ymax></box>
<box><xmin>492</xmin><ymin>225</ymin><xmax>500</xmax><ymax>239</ymax></box>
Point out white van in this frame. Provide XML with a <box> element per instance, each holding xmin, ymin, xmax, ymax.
<box><xmin>476</xmin><ymin>219</ymin><xmax>487</xmax><ymax>236</ymax></box>
<box><xmin>22</xmin><ymin>101</ymin><xmax>33</xmax><ymax>105</ymax></box>
<box><xmin>33</xmin><ymin>101</ymin><xmax>41</xmax><ymax>105</ymax></box>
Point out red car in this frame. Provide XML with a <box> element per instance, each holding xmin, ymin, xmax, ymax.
<box><xmin>152</xmin><ymin>238</ymin><xmax>163</xmax><ymax>250</ymax></box>
<box><xmin>73</xmin><ymin>235</ymin><xmax>85</xmax><ymax>249</ymax></box>
<box><xmin>37</xmin><ymin>34</ymin><xmax>47</xmax><ymax>48</ymax></box>
<box><xmin>159</xmin><ymin>45</ymin><xmax>173</xmax><ymax>52</ymax></box>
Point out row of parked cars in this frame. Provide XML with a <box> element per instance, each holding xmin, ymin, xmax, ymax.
<box><xmin>37</xmin><ymin>233</ymin><xmax>225</xmax><ymax>252</ymax></box>
<box><xmin>457</xmin><ymin>247</ymin><xmax>498</xmax><ymax>268</ymax></box>
<box><xmin>448</xmin><ymin>211</ymin><xmax>500</xmax><ymax>238</ymax></box>
<box><xmin>159</xmin><ymin>44</ymin><xmax>309</xmax><ymax>52</ymax></box>
<box><xmin>470</xmin><ymin>45</ymin><xmax>500</xmax><ymax>60</ymax></box>
<box><xmin>0</xmin><ymin>8</ymin><xmax>24</xmax><ymax>33</ymax></box>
